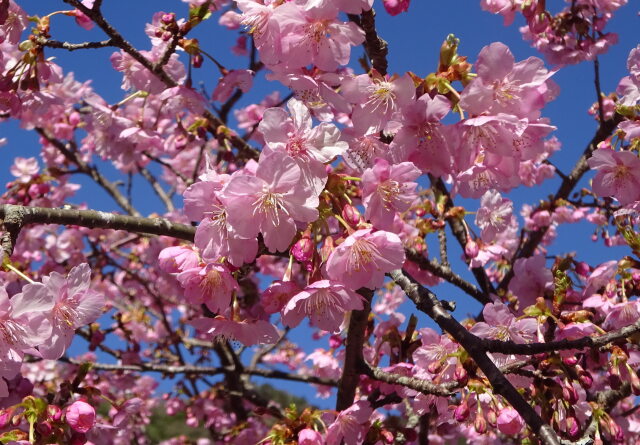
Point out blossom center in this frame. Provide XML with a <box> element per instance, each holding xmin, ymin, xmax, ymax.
<box><xmin>346</xmin><ymin>238</ymin><xmax>381</xmax><ymax>273</ymax></box>
<box><xmin>253</xmin><ymin>189</ymin><xmax>289</xmax><ymax>225</ymax></box>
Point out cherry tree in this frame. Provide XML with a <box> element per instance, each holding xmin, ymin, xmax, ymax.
<box><xmin>0</xmin><ymin>0</ymin><xmax>639</xmax><ymax>443</ymax></box>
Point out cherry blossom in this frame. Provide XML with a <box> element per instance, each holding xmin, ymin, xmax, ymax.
<box><xmin>282</xmin><ymin>280</ymin><xmax>363</xmax><ymax>332</ymax></box>
<box><xmin>220</xmin><ymin>151</ymin><xmax>320</xmax><ymax>252</ymax></box>
<box><xmin>37</xmin><ymin>263</ymin><xmax>105</xmax><ymax>360</ymax></box>
<box><xmin>326</xmin><ymin>228</ymin><xmax>405</xmax><ymax>290</ymax></box>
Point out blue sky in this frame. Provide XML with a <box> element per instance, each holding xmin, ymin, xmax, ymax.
<box><xmin>1</xmin><ymin>0</ymin><xmax>638</xmax><ymax>409</ymax></box>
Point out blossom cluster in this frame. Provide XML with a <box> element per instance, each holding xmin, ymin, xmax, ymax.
<box><xmin>1</xmin><ymin>0</ymin><xmax>640</xmax><ymax>444</ymax></box>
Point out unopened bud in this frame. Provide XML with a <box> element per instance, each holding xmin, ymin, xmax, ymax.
<box><xmin>161</xmin><ymin>13</ymin><xmax>176</xmax><ymax>24</ymax></box>
<box><xmin>291</xmin><ymin>237</ymin><xmax>314</xmax><ymax>262</ymax></box>
<box><xmin>474</xmin><ymin>415</ymin><xmax>487</xmax><ymax>434</ymax></box>
<box><xmin>454</xmin><ymin>402</ymin><xmax>469</xmax><ymax>422</ymax></box>
<box><xmin>341</xmin><ymin>204</ymin><xmax>361</xmax><ymax>227</ymax></box>
<box><xmin>465</xmin><ymin>239</ymin><xmax>479</xmax><ymax>259</ymax></box>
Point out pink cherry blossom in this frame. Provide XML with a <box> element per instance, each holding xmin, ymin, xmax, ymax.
<box><xmin>382</xmin><ymin>0</ymin><xmax>411</xmax><ymax>16</ymax></box>
<box><xmin>38</xmin><ymin>263</ymin><xmax>105</xmax><ymax>360</ymax></box>
<box><xmin>325</xmin><ymin>400</ymin><xmax>373</xmax><ymax>445</ymax></box>
<box><xmin>341</xmin><ymin>73</ymin><xmax>415</xmax><ymax>133</ymax></box>
<box><xmin>460</xmin><ymin>42</ymin><xmax>555</xmax><ymax>120</ymax></box>
<box><xmin>508</xmin><ymin>255</ymin><xmax>553</xmax><ymax>309</ymax></box>
<box><xmin>220</xmin><ymin>151</ymin><xmax>319</xmax><ymax>252</ymax></box>
<box><xmin>0</xmin><ymin>284</ymin><xmax>53</xmax><ymax>396</ymax></box>
<box><xmin>390</xmin><ymin>93</ymin><xmax>452</xmax><ymax>177</ymax></box>
<box><xmin>326</xmin><ymin>228</ymin><xmax>405</xmax><ymax>290</ymax></box>
<box><xmin>190</xmin><ymin>316</ymin><xmax>279</xmax><ymax>345</ymax></box>
<box><xmin>277</xmin><ymin>3</ymin><xmax>365</xmax><ymax>72</ymax></box>
<box><xmin>282</xmin><ymin>280</ymin><xmax>363</xmax><ymax>333</ymax></box>
<box><xmin>176</xmin><ymin>263</ymin><xmax>239</xmax><ymax>314</ymax></box>
<box><xmin>298</xmin><ymin>428</ymin><xmax>323</xmax><ymax>445</ymax></box>
<box><xmin>65</xmin><ymin>400</ymin><xmax>96</xmax><ymax>433</ymax></box>
<box><xmin>497</xmin><ymin>407</ymin><xmax>524</xmax><ymax>435</ymax></box>
<box><xmin>10</xmin><ymin>157</ymin><xmax>39</xmax><ymax>183</ymax></box>
<box><xmin>470</xmin><ymin>302</ymin><xmax>537</xmax><ymax>343</ymax></box>
<box><xmin>212</xmin><ymin>69</ymin><xmax>254</xmax><ymax>102</ymax></box>
<box><xmin>587</xmin><ymin>148</ymin><xmax>640</xmax><ymax>205</ymax></box>
<box><xmin>259</xmin><ymin>98</ymin><xmax>347</xmax><ymax>194</ymax></box>
<box><xmin>361</xmin><ymin>158</ymin><xmax>420</xmax><ymax>231</ymax></box>
<box><xmin>158</xmin><ymin>245</ymin><xmax>200</xmax><ymax>274</ymax></box>
<box><xmin>475</xmin><ymin>190</ymin><xmax>513</xmax><ymax>243</ymax></box>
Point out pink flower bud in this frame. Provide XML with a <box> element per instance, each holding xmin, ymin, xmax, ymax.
<box><xmin>65</xmin><ymin>401</ymin><xmax>96</xmax><ymax>433</ymax></box>
<box><xmin>161</xmin><ymin>13</ymin><xmax>175</xmax><ymax>24</ymax></box>
<box><xmin>454</xmin><ymin>402</ymin><xmax>470</xmax><ymax>422</ymax></box>
<box><xmin>328</xmin><ymin>334</ymin><xmax>342</xmax><ymax>349</ymax></box>
<box><xmin>497</xmin><ymin>407</ymin><xmax>524</xmax><ymax>435</ymax></box>
<box><xmin>298</xmin><ymin>428</ymin><xmax>322</xmax><ymax>445</ymax></box>
<box><xmin>192</xmin><ymin>53</ymin><xmax>203</xmax><ymax>68</ymax></box>
<box><xmin>562</xmin><ymin>356</ymin><xmax>578</xmax><ymax>366</ymax></box>
<box><xmin>0</xmin><ymin>410</ymin><xmax>11</xmax><ymax>429</ymax></box>
<box><xmin>48</xmin><ymin>405</ymin><xmax>62</xmax><ymax>421</ymax></box>
<box><xmin>578</xmin><ymin>370</ymin><xmax>593</xmax><ymax>389</ymax></box>
<box><xmin>566</xmin><ymin>416</ymin><xmax>579</xmax><ymax>439</ymax></box>
<box><xmin>474</xmin><ymin>415</ymin><xmax>487</xmax><ymax>434</ymax></box>
<box><xmin>292</xmin><ymin>237</ymin><xmax>314</xmax><ymax>262</ymax></box>
<box><xmin>575</xmin><ymin>262</ymin><xmax>590</xmax><ymax>277</ymax></box>
<box><xmin>341</xmin><ymin>204</ymin><xmax>361</xmax><ymax>227</ymax></box>
<box><xmin>465</xmin><ymin>239</ymin><xmax>479</xmax><ymax>259</ymax></box>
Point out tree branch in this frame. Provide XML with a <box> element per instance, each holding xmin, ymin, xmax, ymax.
<box><xmin>336</xmin><ymin>289</ymin><xmax>373</xmax><ymax>410</ymax></box>
<box><xmin>0</xmin><ymin>204</ymin><xmax>195</xmax><ymax>244</ymax></box>
<box><xmin>389</xmin><ymin>268</ymin><xmax>561</xmax><ymax>445</ymax></box>
<box><xmin>36</xmin><ymin>37</ymin><xmax>114</xmax><ymax>51</ymax></box>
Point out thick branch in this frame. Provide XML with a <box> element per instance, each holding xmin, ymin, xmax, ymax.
<box><xmin>336</xmin><ymin>289</ymin><xmax>373</xmax><ymax>410</ymax></box>
<box><xmin>390</xmin><ymin>269</ymin><xmax>561</xmax><ymax>445</ymax></box>
<box><xmin>406</xmin><ymin>249</ymin><xmax>486</xmax><ymax>303</ymax></box>
<box><xmin>0</xmin><ymin>204</ymin><xmax>195</xmax><ymax>242</ymax></box>
<box><xmin>350</xmin><ymin>9</ymin><xmax>389</xmax><ymax>75</ymax></box>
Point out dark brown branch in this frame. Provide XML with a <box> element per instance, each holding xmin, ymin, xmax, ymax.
<box><xmin>0</xmin><ymin>204</ymin><xmax>195</xmax><ymax>242</ymax></box>
<box><xmin>482</xmin><ymin>320</ymin><xmax>640</xmax><ymax>355</ymax></box>
<box><xmin>406</xmin><ymin>249</ymin><xmax>486</xmax><ymax>303</ymax></box>
<box><xmin>430</xmin><ymin>177</ymin><xmax>495</xmax><ymax>300</ymax></box>
<box><xmin>353</xmin><ymin>8</ymin><xmax>389</xmax><ymax>75</ymax></box>
<box><xmin>389</xmin><ymin>269</ymin><xmax>561</xmax><ymax>445</ymax></box>
<box><xmin>336</xmin><ymin>289</ymin><xmax>373</xmax><ymax>410</ymax></box>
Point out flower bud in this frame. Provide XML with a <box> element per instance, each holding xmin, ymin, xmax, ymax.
<box><xmin>575</xmin><ymin>261</ymin><xmax>590</xmax><ymax>277</ymax></box>
<box><xmin>454</xmin><ymin>402</ymin><xmax>470</xmax><ymax>422</ymax></box>
<box><xmin>465</xmin><ymin>238</ymin><xmax>479</xmax><ymax>259</ymax></box>
<box><xmin>328</xmin><ymin>334</ymin><xmax>343</xmax><ymax>349</ymax></box>
<box><xmin>48</xmin><ymin>405</ymin><xmax>62</xmax><ymax>422</ymax></box>
<box><xmin>497</xmin><ymin>407</ymin><xmax>524</xmax><ymax>435</ymax></box>
<box><xmin>298</xmin><ymin>428</ymin><xmax>322</xmax><ymax>445</ymax></box>
<box><xmin>65</xmin><ymin>401</ymin><xmax>96</xmax><ymax>433</ymax></box>
<box><xmin>341</xmin><ymin>204</ymin><xmax>361</xmax><ymax>227</ymax></box>
<box><xmin>474</xmin><ymin>415</ymin><xmax>487</xmax><ymax>434</ymax></box>
<box><xmin>292</xmin><ymin>237</ymin><xmax>314</xmax><ymax>262</ymax></box>
<box><xmin>161</xmin><ymin>13</ymin><xmax>175</xmax><ymax>25</ymax></box>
